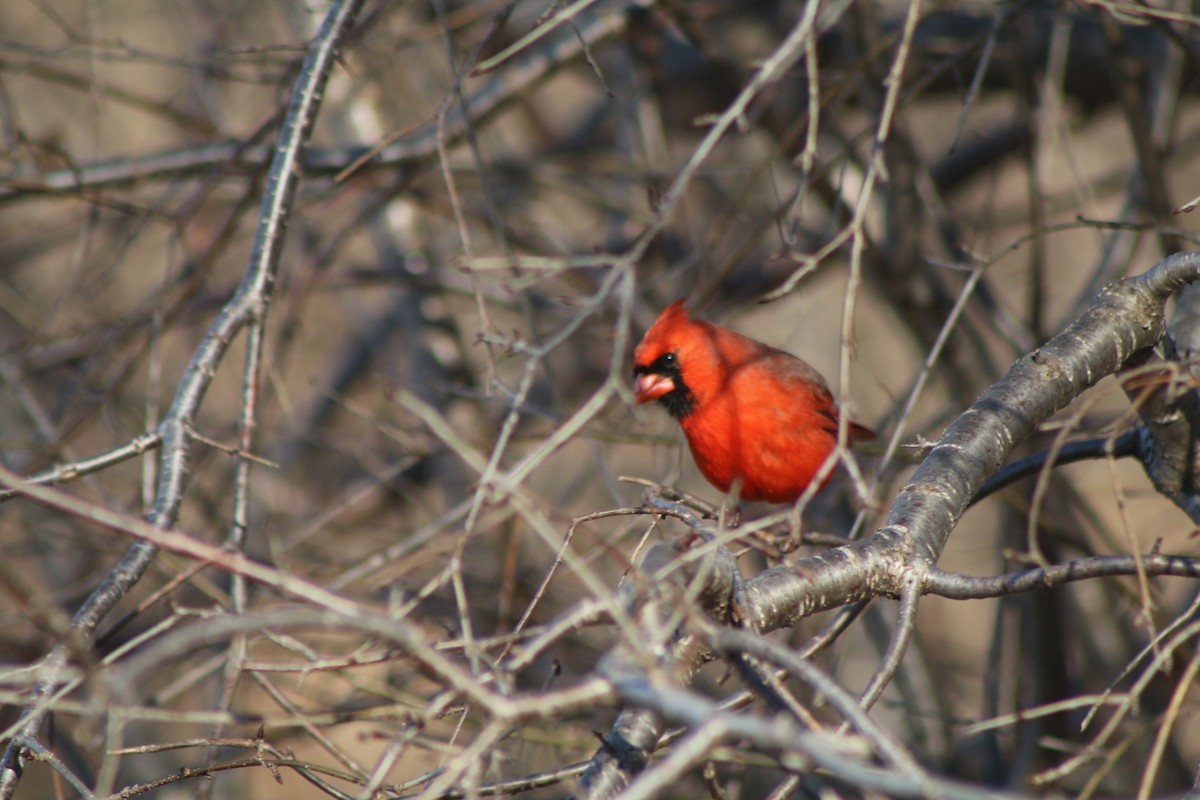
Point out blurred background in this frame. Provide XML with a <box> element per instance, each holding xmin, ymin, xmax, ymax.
<box><xmin>1</xmin><ymin>0</ymin><xmax>1199</xmax><ymax>797</ymax></box>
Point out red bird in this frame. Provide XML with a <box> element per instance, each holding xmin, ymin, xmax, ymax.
<box><xmin>632</xmin><ymin>300</ymin><xmax>873</xmax><ymax>504</ymax></box>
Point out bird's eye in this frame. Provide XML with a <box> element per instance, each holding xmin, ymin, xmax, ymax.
<box><xmin>662</xmin><ymin>353</ymin><xmax>677</xmax><ymax>366</ymax></box>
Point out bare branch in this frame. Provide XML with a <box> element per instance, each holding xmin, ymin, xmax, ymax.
<box><xmin>0</xmin><ymin>2</ymin><xmax>367</xmax><ymax>795</ymax></box>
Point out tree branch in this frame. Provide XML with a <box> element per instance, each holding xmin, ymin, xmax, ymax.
<box><xmin>0</xmin><ymin>2</ymin><xmax>367</xmax><ymax>796</ymax></box>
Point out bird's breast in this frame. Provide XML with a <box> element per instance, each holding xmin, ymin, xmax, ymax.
<box><xmin>678</xmin><ymin>382</ymin><xmax>840</xmax><ymax>503</ymax></box>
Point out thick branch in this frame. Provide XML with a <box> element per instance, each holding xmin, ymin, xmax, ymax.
<box><xmin>889</xmin><ymin>252</ymin><xmax>1200</xmax><ymax>565</ymax></box>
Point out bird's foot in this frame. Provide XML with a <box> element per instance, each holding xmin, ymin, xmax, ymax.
<box><xmin>717</xmin><ymin>502</ymin><xmax>742</xmax><ymax>530</ymax></box>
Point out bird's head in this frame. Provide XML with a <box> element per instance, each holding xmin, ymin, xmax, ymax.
<box><xmin>632</xmin><ymin>299</ymin><xmax>705</xmax><ymax>420</ymax></box>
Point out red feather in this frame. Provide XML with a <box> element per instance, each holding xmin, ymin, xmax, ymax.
<box><xmin>633</xmin><ymin>300</ymin><xmax>873</xmax><ymax>503</ymax></box>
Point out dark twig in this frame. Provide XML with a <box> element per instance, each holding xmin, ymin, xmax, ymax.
<box><xmin>926</xmin><ymin>553</ymin><xmax>1200</xmax><ymax>599</ymax></box>
<box><xmin>855</xmin><ymin>571</ymin><xmax>921</xmax><ymax>713</ymax></box>
<box><xmin>970</xmin><ymin>429</ymin><xmax>1140</xmax><ymax>504</ymax></box>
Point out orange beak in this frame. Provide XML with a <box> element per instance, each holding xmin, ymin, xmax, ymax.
<box><xmin>634</xmin><ymin>372</ymin><xmax>675</xmax><ymax>404</ymax></box>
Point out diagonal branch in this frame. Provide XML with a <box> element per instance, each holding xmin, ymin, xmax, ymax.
<box><xmin>0</xmin><ymin>2</ymin><xmax>367</xmax><ymax>796</ymax></box>
<box><xmin>889</xmin><ymin>251</ymin><xmax>1200</xmax><ymax>565</ymax></box>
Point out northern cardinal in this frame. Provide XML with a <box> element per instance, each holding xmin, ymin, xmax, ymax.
<box><xmin>632</xmin><ymin>300</ymin><xmax>873</xmax><ymax>504</ymax></box>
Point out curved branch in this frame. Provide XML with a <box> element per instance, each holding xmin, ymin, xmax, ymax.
<box><xmin>970</xmin><ymin>429</ymin><xmax>1139</xmax><ymax>504</ymax></box>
